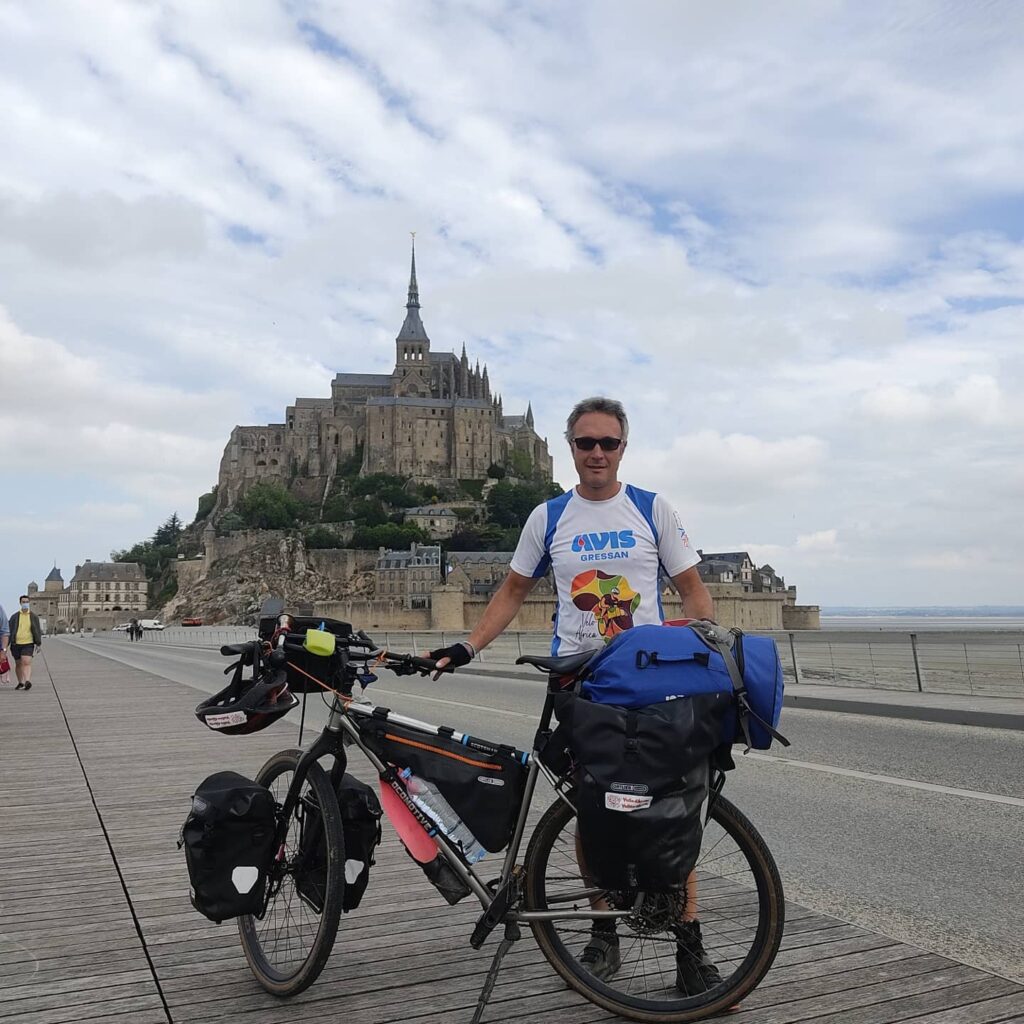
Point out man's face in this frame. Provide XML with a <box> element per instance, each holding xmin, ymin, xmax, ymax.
<box><xmin>569</xmin><ymin>411</ymin><xmax>626</xmax><ymax>493</ymax></box>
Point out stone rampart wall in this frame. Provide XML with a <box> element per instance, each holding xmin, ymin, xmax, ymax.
<box><xmin>313</xmin><ymin>599</ymin><xmax>431</xmax><ymax>630</ymax></box>
<box><xmin>782</xmin><ymin>604</ymin><xmax>821</xmax><ymax>630</ymax></box>
<box><xmin>173</xmin><ymin>558</ymin><xmax>205</xmax><ymax>589</ymax></box>
<box><xmin>307</xmin><ymin>548</ymin><xmax>378</xmax><ymax>581</ymax></box>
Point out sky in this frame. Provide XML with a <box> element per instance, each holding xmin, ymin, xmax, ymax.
<box><xmin>1</xmin><ymin>0</ymin><xmax>1022</xmax><ymax>609</ymax></box>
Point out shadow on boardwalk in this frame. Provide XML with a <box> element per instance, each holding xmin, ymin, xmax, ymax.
<box><xmin>1</xmin><ymin>641</ymin><xmax>1021</xmax><ymax>1023</ymax></box>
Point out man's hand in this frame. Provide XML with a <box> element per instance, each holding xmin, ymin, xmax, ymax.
<box><xmin>428</xmin><ymin>641</ymin><xmax>475</xmax><ymax>680</ymax></box>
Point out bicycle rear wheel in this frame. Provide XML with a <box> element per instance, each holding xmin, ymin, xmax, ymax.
<box><xmin>238</xmin><ymin>748</ymin><xmax>345</xmax><ymax>996</ymax></box>
<box><xmin>524</xmin><ymin>792</ymin><xmax>784</xmax><ymax>1022</ymax></box>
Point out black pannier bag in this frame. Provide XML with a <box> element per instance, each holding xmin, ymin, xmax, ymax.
<box><xmin>560</xmin><ymin>694</ymin><xmax>732</xmax><ymax>891</ymax></box>
<box><xmin>180</xmin><ymin>771</ymin><xmax>277</xmax><ymax>922</ymax></box>
<box><xmin>364</xmin><ymin>718</ymin><xmax>527</xmax><ymax>853</ymax></box>
<box><xmin>257</xmin><ymin>614</ymin><xmax>354</xmax><ymax>694</ymax></box>
<box><xmin>296</xmin><ymin>774</ymin><xmax>383</xmax><ymax>913</ymax></box>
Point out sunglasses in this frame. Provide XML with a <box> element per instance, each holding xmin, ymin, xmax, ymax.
<box><xmin>572</xmin><ymin>436</ymin><xmax>624</xmax><ymax>452</ymax></box>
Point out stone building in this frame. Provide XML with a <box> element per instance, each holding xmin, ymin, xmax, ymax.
<box><xmin>216</xmin><ymin>243</ymin><xmax>553</xmax><ymax>510</ymax></box>
<box><xmin>375</xmin><ymin>543</ymin><xmax>442</xmax><ymax>609</ymax></box>
<box><xmin>446</xmin><ymin>551</ymin><xmax>554</xmax><ymax>598</ymax></box>
<box><xmin>25</xmin><ymin>566</ymin><xmax>65</xmax><ymax>630</ymax></box>
<box><xmin>697</xmin><ymin>551</ymin><xmax>789</xmax><ymax>595</ymax></box>
<box><xmin>56</xmin><ymin>561</ymin><xmax>148</xmax><ymax>626</ymax></box>
<box><xmin>404</xmin><ymin>505</ymin><xmax>459</xmax><ymax>539</ymax></box>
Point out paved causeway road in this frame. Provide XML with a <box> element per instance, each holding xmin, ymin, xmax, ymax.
<box><xmin>78</xmin><ymin>633</ymin><xmax>1024</xmax><ymax>985</ymax></box>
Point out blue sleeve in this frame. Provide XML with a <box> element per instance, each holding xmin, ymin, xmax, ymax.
<box><xmin>0</xmin><ymin>606</ymin><xmax>8</xmax><ymax>638</ymax></box>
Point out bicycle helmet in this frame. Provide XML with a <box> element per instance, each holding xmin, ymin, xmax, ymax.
<box><xmin>195</xmin><ymin>643</ymin><xmax>299</xmax><ymax>735</ymax></box>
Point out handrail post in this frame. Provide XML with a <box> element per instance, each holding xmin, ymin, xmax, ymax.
<box><xmin>788</xmin><ymin>632</ymin><xmax>800</xmax><ymax>685</ymax></box>
<box><xmin>910</xmin><ymin>633</ymin><xmax>923</xmax><ymax>693</ymax></box>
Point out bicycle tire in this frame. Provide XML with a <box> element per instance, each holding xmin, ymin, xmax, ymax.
<box><xmin>523</xmin><ymin>792</ymin><xmax>784</xmax><ymax>1022</ymax></box>
<box><xmin>238</xmin><ymin>748</ymin><xmax>345</xmax><ymax>996</ymax></box>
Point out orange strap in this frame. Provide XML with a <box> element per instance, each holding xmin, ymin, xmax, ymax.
<box><xmin>284</xmin><ymin>659</ymin><xmax>352</xmax><ymax>707</ymax></box>
<box><xmin>383</xmin><ymin>732</ymin><xmax>502</xmax><ymax>772</ymax></box>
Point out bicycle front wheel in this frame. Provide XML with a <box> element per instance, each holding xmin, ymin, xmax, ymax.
<box><xmin>523</xmin><ymin>792</ymin><xmax>784</xmax><ymax>1022</ymax></box>
<box><xmin>238</xmin><ymin>748</ymin><xmax>345</xmax><ymax>996</ymax></box>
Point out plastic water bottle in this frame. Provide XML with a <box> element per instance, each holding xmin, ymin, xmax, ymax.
<box><xmin>400</xmin><ymin>769</ymin><xmax>486</xmax><ymax>864</ymax></box>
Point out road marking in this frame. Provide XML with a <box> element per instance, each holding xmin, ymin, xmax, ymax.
<box><xmin>745</xmin><ymin>752</ymin><xmax>1024</xmax><ymax>807</ymax></box>
<box><xmin>370</xmin><ymin>688</ymin><xmax>536</xmax><ymax>719</ymax></box>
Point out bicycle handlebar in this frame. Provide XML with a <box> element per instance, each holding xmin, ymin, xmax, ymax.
<box><xmin>274</xmin><ymin>632</ymin><xmax>449</xmax><ymax>678</ymax></box>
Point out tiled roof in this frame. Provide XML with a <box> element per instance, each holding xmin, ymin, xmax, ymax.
<box><xmin>448</xmin><ymin>551</ymin><xmax>515</xmax><ymax>565</ymax></box>
<box><xmin>405</xmin><ymin>507</ymin><xmax>457</xmax><ymax>517</ymax></box>
<box><xmin>45</xmin><ymin>566</ymin><xmax>63</xmax><ymax>582</ymax></box>
<box><xmin>333</xmin><ymin>373</ymin><xmax>392</xmax><ymax>387</ymax></box>
<box><xmin>73</xmin><ymin>562</ymin><xmax>146</xmax><ymax>582</ymax></box>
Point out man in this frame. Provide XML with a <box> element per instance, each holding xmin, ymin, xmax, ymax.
<box><xmin>9</xmin><ymin>594</ymin><xmax>43</xmax><ymax>691</ymax></box>
<box><xmin>431</xmin><ymin>396</ymin><xmax>721</xmax><ymax>993</ymax></box>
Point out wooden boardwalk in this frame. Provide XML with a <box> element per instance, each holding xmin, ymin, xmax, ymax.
<box><xmin>1</xmin><ymin>640</ymin><xmax>1021</xmax><ymax>1024</ymax></box>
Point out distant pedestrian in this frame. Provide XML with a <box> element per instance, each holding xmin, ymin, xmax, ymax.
<box><xmin>0</xmin><ymin>603</ymin><xmax>9</xmax><ymax>684</ymax></box>
<box><xmin>9</xmin><ymin>595</ymin><xmax>42</xmax><ymax>691</ymax></box>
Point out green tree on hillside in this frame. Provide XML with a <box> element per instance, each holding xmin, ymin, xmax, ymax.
<box><xmin>486</xmin><ymin>480</ymin><xmax>562</xmax><ymax>528</ymax></box>
<box><xmin>194</xmin><ymin>487</ymin><xmax>218</xmax><ymax>523</ymax></box>
<box><xmin>349</xmin><ymin>523</ymin><xmax>430</xmax><ymax>550</ymax></box>
<box><xmin>236</xmin><ymin>483</ymin><xmax>310</xmax><ymax>530</ymax></box>
<box><xmin>153</xmin><ymin>513</ymin><xmax>183</xmax><ymax>546</ymax></box>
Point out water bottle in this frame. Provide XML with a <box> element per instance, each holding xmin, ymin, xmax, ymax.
<box><xmin>377</xmin><ymin>777</ymin><xmax>472</xmax><ymax>905</ymax></box>
<box><xmin>400</xmin><ymin>769</ymin><xmax>486</xmax><ymax>864</ymax></box>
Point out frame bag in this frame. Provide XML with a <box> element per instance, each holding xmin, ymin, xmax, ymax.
<box><xmin>179</xmin><ymin>771</ymin><xmax>277</xmax><ymax>923</ymax></box>
<box><xmin>364</xmin><ymin>717</ymin><xmax>527</xmax><ymax>853</ymax></box>
<box><xmin>296</xmin><ymin>774</ymin><xmax>383</xmax><ymax>913</ymax></box>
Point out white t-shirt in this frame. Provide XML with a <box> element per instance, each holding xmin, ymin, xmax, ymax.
<box><xmin>509</xmin><ymin>484</ymin><xmax>700</xmax><ymax>655</ymax></box>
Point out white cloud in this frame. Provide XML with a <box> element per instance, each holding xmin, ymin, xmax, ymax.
<box><xmin>0</xmin><ymin>2</ymin><xmax>1022</xmax><ymax>605</ymax></box>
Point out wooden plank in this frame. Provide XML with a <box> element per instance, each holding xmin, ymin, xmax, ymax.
<box><xmin>9</xmin><ymin>639</ymin><xmax>1020</xmax><ymax>1024</ymax></box>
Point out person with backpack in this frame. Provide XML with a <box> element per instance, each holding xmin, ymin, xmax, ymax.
<box><xmin>430</xmin><ymin>395</ymin><xmax>722</xmax><ymax>993</ymax></box>
<box><xmin>9</xmin><ymin>595</ymin><xmax>42</xmax><ymax>691</ymax></box>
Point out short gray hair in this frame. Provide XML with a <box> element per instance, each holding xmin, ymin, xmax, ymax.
<box><xmin>565</xmin><ymin>397</ymin><xmax>629</xmax><ymax>442</ymax></box>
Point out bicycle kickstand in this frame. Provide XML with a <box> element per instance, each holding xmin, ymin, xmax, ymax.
<box><xmin>469</xmin><ymin>921</ymin><xmax>520</xmax><ymax>1024</ymax></box>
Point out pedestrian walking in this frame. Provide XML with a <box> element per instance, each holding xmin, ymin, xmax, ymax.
<box><xmin>0</xmin><ymin>603</ymin><xmax>10</xmax><ymax>685</ymax></box>
<box><xmin>9</xmin><ymin>595</ymin><xmax>42</xmax><ymax>691</ymax></box>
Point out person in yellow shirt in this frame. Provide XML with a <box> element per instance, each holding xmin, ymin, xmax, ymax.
<box><xmin>9</xmin><ymin>595</ymin><xmax>42</xmax><ymax>691</ymax></box>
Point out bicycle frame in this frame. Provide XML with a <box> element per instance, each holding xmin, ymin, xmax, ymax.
<box><xmin>272</xmin><ymin>681</ymin><xmax>630</xmax><ymax>928</ymax></box>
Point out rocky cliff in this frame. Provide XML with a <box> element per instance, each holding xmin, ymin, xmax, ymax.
<box><xmin>164</xmin><ymin>532</ymin><xmax>374</xmax><ymax>624</ymax></box>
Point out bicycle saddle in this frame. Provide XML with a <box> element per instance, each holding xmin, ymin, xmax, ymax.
<box><xmin>515</xmin><ymin>650</ymin><xmax>596</xmax><ymax>676</ymax></box>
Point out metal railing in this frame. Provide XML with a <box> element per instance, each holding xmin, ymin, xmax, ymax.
<box><xmin>111</xmin><ymin>626</ymin><xmax>1024</xmax><ymax>698</ymax></box>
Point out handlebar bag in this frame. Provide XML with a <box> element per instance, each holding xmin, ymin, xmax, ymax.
<box><xmin>364</xmin><ymin>719</ymin><xmax>527</xmax><ymax>853</ymax></box>
<box><xmin>583</xmin><ymin>623</ymin><xmax>785</xmax><ymax>749</ymax></box>
<box><xmin>296</xmin><ymin>774</ymin><xmax>383</xmax><ymax>913</ymax></box>
<box><xmin>258</xmin><ymin>615</ymin><xmax>355</xmax><ymax>694</ymax></box>
<box><xmin>560</xmin><ymin>696</ymin><xmax>725</xmax><ymax>891</ymax></box>
<box><xmin>179</xmin><ymin>771</ymin><xmax>277</xmax><ymax>922</ymax></box>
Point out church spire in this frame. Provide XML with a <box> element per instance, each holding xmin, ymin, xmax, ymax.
<box><xmin>526</xmin><ymin>401</ymin><xmax>534</xmax><ymax>428</ymax></box>
<box><xmin>395</xmin><ymin>233</ymin><xmax>429</xmax><ymax>345</ymax></box>
<box><xmin>407</xmin><ymin>234</ymin><xmax>420</xmax><ymax>309</ymax></box>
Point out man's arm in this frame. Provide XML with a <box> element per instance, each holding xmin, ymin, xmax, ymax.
<box><xmin>670</xmin><ymin>566</ymin><xmax>715</xmax><ymax>620</ymax></box>
<box><xmin>432</xmin><ymin>570</ymin><xmax>539</xmax><ymax>674</ymax></box>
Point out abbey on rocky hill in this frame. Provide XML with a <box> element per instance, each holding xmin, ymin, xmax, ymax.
<box><xmin>216</xmin><ymin>242</ymin><xmax>553</xmax><ymax>507</ymax></box>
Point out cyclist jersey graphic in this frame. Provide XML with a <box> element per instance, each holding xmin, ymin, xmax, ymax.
<box><xmin>570</xmin><ymin>569</ymin><xmax>640</xmax><ymax>642</ymax></box>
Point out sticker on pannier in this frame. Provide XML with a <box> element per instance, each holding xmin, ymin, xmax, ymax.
<box><xmin>557</xmin><ymin>696</ymin><xmax>721</xmax><ymax>891</ymax></box>
<box><xmin>179</xmin><ymin>771</ymin><xmax>277</xmax><ymax>923</ymax></box>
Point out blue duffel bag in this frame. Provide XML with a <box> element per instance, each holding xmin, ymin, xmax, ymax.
<box><xmin>582</xmin><ymin>621</ymin><xmax>789</xmax><ymax>750</ymax></box>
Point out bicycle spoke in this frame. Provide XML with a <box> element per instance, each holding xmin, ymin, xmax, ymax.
<box><xmin>527</xmin><ymin>793</ymin><xmax>784</xmax><ymax>1014</ymax></box>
